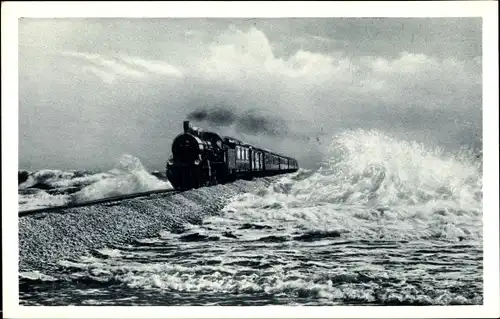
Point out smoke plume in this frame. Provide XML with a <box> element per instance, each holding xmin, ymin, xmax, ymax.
<box><xmin>187</xmin><ymin>107</ymin><xmax>291</xmax><ymax>138</ymax></box>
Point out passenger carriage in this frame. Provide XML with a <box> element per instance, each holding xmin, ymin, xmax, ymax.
<box><xmin>166</xmin><ymin>121</ymin><xmax>299</xmax><ymax>190</ymax></box>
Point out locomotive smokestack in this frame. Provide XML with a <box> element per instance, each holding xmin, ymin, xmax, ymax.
<box><xmin>183</xmin><ymin>121</ymin><xmax>190</xmax><ymax>133</ymax></box>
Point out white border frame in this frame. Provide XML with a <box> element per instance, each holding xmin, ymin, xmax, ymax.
<box><xmin>2</xmin><ymin>1</ymin><xmax>499</xmax><ymax>318</ymax></box>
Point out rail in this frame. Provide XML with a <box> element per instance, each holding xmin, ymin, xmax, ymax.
<box><xmin>18</xmin><ymin>188</ymin><xmax>180</xmax><ymax>217</ymax></box>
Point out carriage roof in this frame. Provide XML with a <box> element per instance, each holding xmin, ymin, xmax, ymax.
<box><xmin>222</xmin><ymin>137</ymin><xmax>297</xmax><ymax>161</ymax></box>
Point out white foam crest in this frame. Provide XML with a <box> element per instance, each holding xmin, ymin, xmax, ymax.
<box><xmin>56</xmin><ymin>256</ymin><xmax>479</xmax><ymax>305</ymax></box>
<box><xmin>220</xmin><ymin>196</ymin><xmax>482</xmax><ymax>241</ymax></box>
<box><xmin>19</xmin><ymin>169</ymin><xmax>108</xmax><ymax>190</ymax></box>
<box><xmin>18</xmin><ymin>190</ymin><xmax>70</xmax><ymax>211</ymax></box>
<box><xmin>19</xmin><ymin>169</ymin><xmax>76</xmax><ymax>189</ymax></box>
<box><xmin>19</xmin><ymin>270</ymin><xmax>58</xmax><ymax>282</ymax></box>
<box><xmin>96</xmin><ymin>248</ymin><xmax>123</xmax><ymax>258</ymax></box>
<box><xmin>53</xmin><ymin>172</ymin><xmax>112</xmax><ymax>189</ymax></box>
<box><xmin>58</xmin><ymin>257</ymin><xmax>240</xmax><ymax>281</ymax></box>
<box><xmin>18</xmin><ymin>155</ymin><xmax>171</xmax><ymax>209</ymax></box>
<box><xmin>293</xmin><ymin>129</ymin><xmax>482</xmax><ymax>211</ymax></box>
<box><xmin>71</xmin><ymin>154</ymin><xmax>172</xmax><ymax>202</ymax></box>
<box><xmin>218</xmin><ymin>130</ymin><xmax>482</xmax><ymax>240</ymax></box>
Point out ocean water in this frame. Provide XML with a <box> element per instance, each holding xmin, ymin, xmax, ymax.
<box><xmin>18</xmin><ymin>154</ymin><xmax>173</xmax><ymax>211</ymax></box>
<box><xmin>18</xmin><ymin>130</ymin><xmax>483</xmax><ymax>306</ymax></box>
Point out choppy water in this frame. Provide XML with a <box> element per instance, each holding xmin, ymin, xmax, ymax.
<box><xmin>18</xmin><ymin>154</ymin><xmax>172</xmax><ymax>211</ymax></box>
<box><xmin>19</xmin><ymin>130</ymin><xmax>483</xmax><ymax>306</ymax></box>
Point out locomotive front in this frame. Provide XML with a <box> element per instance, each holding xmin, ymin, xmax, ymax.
<box><xmin>171</xmin><ymin>131</ymin><xmax>206</xmax><ymax>165</ymax></box>
<box><xmin>166</xmin><ymin>121</ymin><xmax>225</xmax><ymax>190</ymax></box>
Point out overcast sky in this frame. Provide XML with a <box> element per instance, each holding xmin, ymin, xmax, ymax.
<box><xmin>18</xmin><ymin>18</ymin><xmax>482</xmax><ymax>171</ymax></box>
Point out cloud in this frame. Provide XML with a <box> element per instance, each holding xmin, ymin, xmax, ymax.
<box><xmin>83</xmin><ymin>65</ymin><xmax>116</xmax><ymax>84</ymax></box>
<box><xmin>18</xmin><ymin>21</ymin><xmax>482</xmax><ymax>171</ymax></box>
<box><xmin>55</xmin><ymin>51</ymin><xmax>183</xmax><ymax>84</ymax></box>
<box><xmin>198</xmin><ymin>28</ymin><xmax>480</xmax><ymax>102</ymax></box>
<box><xmin>120</xmin><ymin>56</ymin><xmax>184</xmax><ymax>77</ymax></box>
<box><xmin>60</xmin><ymin>51</ymin><xmax>146</xmax><ymax>78</ymax></box>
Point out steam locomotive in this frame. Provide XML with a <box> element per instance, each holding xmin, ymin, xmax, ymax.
<box><xmin>166</xmin><ymin>121</ymin><xmax>299</xmax><ymax>190</ymax></box>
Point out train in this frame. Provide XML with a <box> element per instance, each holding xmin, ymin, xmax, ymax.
<box><xmin>166</xmin><ymin>121</ymin><xmax>299</xmax><ymax>190</ymax></box>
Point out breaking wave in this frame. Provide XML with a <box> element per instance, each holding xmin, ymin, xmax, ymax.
<box><xmin>310</xmin><ymin>129</ymin><xmax>481</xmax><ymax>210</ymax></box>
<box><xmin>222</xmin><ymin>129</ymin><xmax>483</xmax><ymax>241</ymax></box>
<box><xmin>18</xmin><ymin>154</ymin><xmax>171</xmax><ymax>210</ymax></box>
<box><xmin>70</xmin><ymin>154</ymin><xmax>172</xmax><ymax>202</ymax></box>
<box><xmin>19</xmin><ymin>169</ymin><xmax>103</xmax><ymax>190</ymax></box>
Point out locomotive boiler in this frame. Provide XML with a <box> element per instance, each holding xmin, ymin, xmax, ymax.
<box><xmin>166</xmin><ymin>121</ymin><xmax>299</xmax><ymax>190</ymax></box>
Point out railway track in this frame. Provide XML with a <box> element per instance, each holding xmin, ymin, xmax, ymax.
<box><xmin>18</xmin><ymin>188</ymin><xmax>181</xmax><ymax>218</ymax></box>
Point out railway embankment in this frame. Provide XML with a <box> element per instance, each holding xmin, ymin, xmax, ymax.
<box><xmin>19</xmin><ymin>177</ymin><xmax>276</xmax><ymax>272</ymax></box>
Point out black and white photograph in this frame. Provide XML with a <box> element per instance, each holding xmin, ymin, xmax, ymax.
<box><xmin>2</xmin><ymin>1</ymin><xmax>499</xmax><ymax>318</ymax></box>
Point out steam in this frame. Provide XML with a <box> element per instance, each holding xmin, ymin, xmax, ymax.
<box><xmin>186</xmin><ymin>107</ymin><xmax>290</xmax><ymax>137</ymax></box>
<box><xmin>187</xmin><ymin>107</ymin><xmax>236</xmax><ymax>127</ymax></box>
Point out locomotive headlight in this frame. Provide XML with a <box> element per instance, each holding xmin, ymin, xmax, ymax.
<box><xmin>194</xmin><ymin>159</ymin><xmax>200</xmax><ymax>165</ymax></box>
